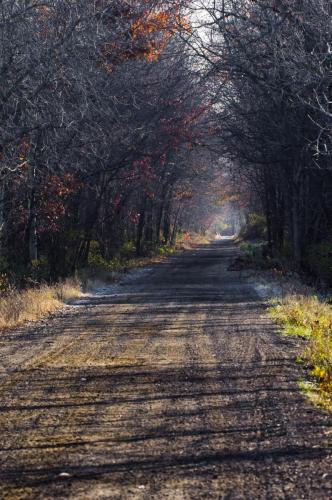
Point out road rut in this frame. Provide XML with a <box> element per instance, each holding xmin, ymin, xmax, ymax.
<box><xmin>0</xmin><ymin>241</ymin><xmax>331</xmax><ymax>499</ymax></box>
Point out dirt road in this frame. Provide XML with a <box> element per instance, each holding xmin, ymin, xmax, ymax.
<box><xmin>0</xmin><ymin>241</ymin><xmax>331</xmax><ymax>499</ymax></box>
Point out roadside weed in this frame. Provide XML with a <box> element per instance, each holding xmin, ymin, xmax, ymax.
<box><xmin>0</xmin><ymin>279</ymin><xmax>82</xmax><ymax>330</ymax></box>
<box><xmin>270</xmin><ymin>295</ymin><xmax>332</xmax><ymax>408</ymax></box>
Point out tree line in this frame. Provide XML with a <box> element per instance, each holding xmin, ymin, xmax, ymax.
<box><xmin>192</xmin><ymin>0</ymin><xmax>332</xmax><ymax>270</ymax></box>
<box><xmin>3</xmin><ymin>0</ymin><xmax>331</xmax><ymax>285</ymax></box>
<box><xmin>0</xmin><ymin>0</ymin><xmax>216</xmax><ymax>282</ymax></box>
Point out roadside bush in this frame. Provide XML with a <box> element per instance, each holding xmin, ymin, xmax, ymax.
<box><xmin>120</xmin><ymin>241</ymin><xmax>136</xmax><ymax>258</ymax></box>
<box><xmin>87</xmin><ymin>241</ymin><xmax>123</xmax><ymax>272</ymax></box>
<box><xmin>305</xmin><ymin>242</ymin><xmax>332</xmax><ymax>285</ymax></box>
<box><xmin>0</xmin><ymin>273</ymin><xmax>10</xmax><ymax>294</ymax></box>
<box><xmin>240</xmin><ymin>241</ymin><xmax>268</xmax><ymax>260</ymax></box>
<box><xmin>27</xmin><ymin>258</ymin><xmax>51</xmax><ymax>284</ymax></box>
<box><xmin>240</xmin><ymin>213</ymin><xmax>267</xmax><ymax>240</ymax></box>
<box><xmin>158</xmin><ymin>245</ymin><xmax>175</xmax><ymax>255</ymax></box>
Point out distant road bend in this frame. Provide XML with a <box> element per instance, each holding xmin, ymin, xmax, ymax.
<box><xmin>0</xmin><ymin>241</ymin><xmax>331</xmax><ymax>499</ymax></box>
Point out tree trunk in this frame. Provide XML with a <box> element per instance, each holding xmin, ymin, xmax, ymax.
<box><xmin>28</xmin><ymin>170</ymin><xmax>38</xmax><ymax>262</ymax></box>
<box><xmin>0</xmin><ymin>181</ymin><xmax>6</xmax><ymax>256</ymax></box>
<box><xmin>163</xmin><ymin>197</ymin><xmax>172</xmax><ymax>244</ymax></box>
<box><xmin>171</xmin><ymin>202</ymin><xmax>182</xmax><ymax>246</ymax></box>
<box><xmin>136</xmin><ymin>199</ymin><xmax>147</xmax><ymax>256</ymax></box>
<box><xmin>156</xmin><ymin>198</ymin><xmax>165</xmax><ymax>245</ymax></box>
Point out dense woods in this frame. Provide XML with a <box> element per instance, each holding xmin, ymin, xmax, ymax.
<box><xmin>193</xmin><ymin>0</ymin><xmax>332</xmax><ymax>282</ymax></box>
<box><xmin>1</xmin><ymin>0</ymin><xmax>332</xmax><ymax>285</ymax></box>
<box><xmin>0</xmin><ymin>0</ymin><xmax>215</xmax><ymax>283</ymax></box>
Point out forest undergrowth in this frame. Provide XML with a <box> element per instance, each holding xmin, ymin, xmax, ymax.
<box><xmin>0</xmin><ymin>233</ymin><xmax>207</xmax><ymax>331</ymax></box>
<box><xmin>235</xmin><ymin>240</ymin><xmax>332</xmax><ymax>410</ymax></box>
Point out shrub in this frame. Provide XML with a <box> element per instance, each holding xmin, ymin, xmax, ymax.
<box><xmin>158</xmin><ymin>245</ymin><xmax>175</xmax><ymax>255</ymax></box>
<box><xmin>240</xmin><ymin>241</ymin><xmax>268</xmax><ymax>260</ymax></box>
<box><xmin>120</xmin><ymin>241</ymin><xmax>136</xmax><ymax>258</ymax></box>
<box><xmin>26</xmin><ymin>258</ymin><xmax>50</xmax><ymax>284</ymax></box>
<box><xmin>305</xmin><ymin>242</ymin><xmax>332</xmax><ymax>285</ymax></box>
<box><xmin>240</xmin><ymin>213</ymin><xmax>267</xmax><ymax>240</ymax></box>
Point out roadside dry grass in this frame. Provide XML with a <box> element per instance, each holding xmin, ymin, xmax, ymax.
<box><xmin>0</xmin><ymin>278</ymin><xmax>82</xmax><ymax>330</ymax></box>
<box><xmin>270</xmin><ymin>295</ymin><xmax>332</xmax><ymax>410</ymax></box>
<box><xmin>81</xmin><ymin>233</ymin><xmax>210</xmax><ymax>289</ymax></box>
<box><xmin>0</xmin><ymin>234</ymin><xmax>210</xmax><ymax>331</ymax></box>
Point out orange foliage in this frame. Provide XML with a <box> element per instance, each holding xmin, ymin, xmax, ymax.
<box><xmin>100</xmin><ymin>5</ymin><xmax>190</xmax><ymax>69</ymax></box>
<box><xmin>131</xmin><ymin>11</ymin><xmax>189</xmax><ymax>62</ymax></box>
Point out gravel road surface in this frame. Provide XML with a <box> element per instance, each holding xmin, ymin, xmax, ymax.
<box><xmin>0</xmin><ymin>241</ymin><xmax>331</xmax><ymax>499</ymax></box>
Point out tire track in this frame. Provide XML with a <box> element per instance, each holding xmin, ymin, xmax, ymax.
<box><xmin>0</xmin><ymin>241</ymin><xmax>331</xmax><ymax>499</ymax></box>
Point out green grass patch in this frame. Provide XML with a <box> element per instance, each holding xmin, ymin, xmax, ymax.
<box><xmin>270</xmin><ymin>294</ymin><xmax>332</xmax><ymax>409</ymax></box>
<box><xmin>299</xmin><ymin>380</ymin><xmax>332</xmax><ymax>411</ymax></box>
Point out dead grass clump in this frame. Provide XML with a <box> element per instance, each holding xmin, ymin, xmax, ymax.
<box><xmin>270</xmin><ymin>294</ymin><xmax>332</xmax><ymax>407</ymax></box>
<box><xmin>0</xmin><ymin>278</ymin><xmax>82</xmax><ymax>330</ymax></box>
<box><xmin>54</xmin><ymin>278</ymin><xmax>82</xmax><ymax>302</ymax></box>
